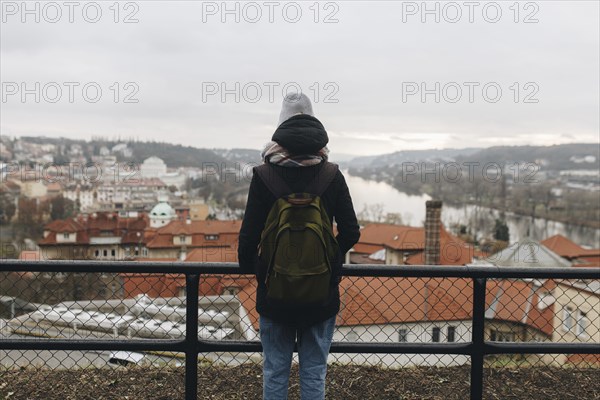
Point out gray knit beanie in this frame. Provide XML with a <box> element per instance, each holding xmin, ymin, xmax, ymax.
<box><xmin>277</xmin><ymin>92</ymin><xmax>314</xmax><ymax>126</ymax></box>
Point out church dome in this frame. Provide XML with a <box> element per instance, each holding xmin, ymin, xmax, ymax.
<box><xmin>150</xmin><ymin>202</ymin><xmax>176</xmax><ymax>219</ymax></box>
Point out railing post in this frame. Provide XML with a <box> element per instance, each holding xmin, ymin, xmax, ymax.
<box><xmin>471</xmin><ymin>277</ymin><xmax>487</xmax><ymax>400</ymax></box>
<box><xmin>185</xmin><ymin>274</ymin><xmax>200</xmax><ymax>400</ymax></box>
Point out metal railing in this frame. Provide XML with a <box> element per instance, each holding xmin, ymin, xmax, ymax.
<box><xmin>1</xmin><ymin>260</ymin><xmax>599</xmax><ymax>400</ymax></box>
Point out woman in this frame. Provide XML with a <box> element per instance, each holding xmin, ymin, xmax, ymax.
<box><xmin>238</xmin><ymin>92</ymin><xmax>360</xmax><ymax>399</ymax></box>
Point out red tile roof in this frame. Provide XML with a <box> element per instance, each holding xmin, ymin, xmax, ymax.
<box><xmin>44</xmin><ymin>219</ymin><xmax>85</xmax><ymax>233</ymax></box>
<box><xmin>120</xmin><ymin>272</ymin><xmax>184</xmax><ymax>298</ymax></box>
<box><xmin>354</xmin><ymin>224</ymin><xmax>423</xmax><ymax>254</ymax></box>
<box><xmin>338</xmin><ymin>277</ymin><xmax>553</xmax><ymax>335</ymax></box>
<box><xmin>541</xmin><ymin>235</ymin><xmax>600</xmax><ymax>260</ymax></box>
<box><xmin>146</xmin><ymin>220</ymin><xmax>241</xmax><ymax>249</ymax></box>
<box><xmin>381</xmin><ymin>228</ymin><xmax>428</xmax><ymax>251</ymax></box>
<box><xmin>337</xmin><ymin>277</ymin><xmax>471</xmax><ymax>326</ymax></box>
<box><xmin>38</xmin><ymin>231</ymin><xmax>90</xmax><ymax>246</ymax></box>
<box><xmin>404</xmin><ymin>242</ymin><xmax>474</xmax><ymax>265</ymax></box>
<box><xmin>204</xmin><ymin>275</ymin><xmax>553</xmax><ymax>336</ymax></box>
<box><xmin>185</xmin><ymin>247</ymin><xmax>238</xmax><ymax>263</ymax></box>
<box><xmin>485</xmin><ymin>280</ymin><xmax>554</xmax><ymax>336</ymax></box>
<box><xmin>158</xmin><ymin>220</ymin><xmax>242</xmax><ymax>235</ymax></box>
<box><xmin>354</xmin><ymin>223</ymin><xmax>473</xmax><ymax>265</ymax></box>
<box><xmin>40</xmin><ymin>212</ymin><xmax>148</xmax><ymax>245</ymax></box>
<box><xmin>351</xmin><ymin>243</ymin><xmax>382</xmax><ymax>254</ymax></box>
<box><xmin>383</xmin><ymin>225</ymin><xmax>465</xmax><ymax>251</ymax></box>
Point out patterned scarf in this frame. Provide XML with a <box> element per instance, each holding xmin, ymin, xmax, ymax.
<box><xmin>261</xmin><ymin>141</ymin><xmax>329</xmax><ymax>167</ymax></box>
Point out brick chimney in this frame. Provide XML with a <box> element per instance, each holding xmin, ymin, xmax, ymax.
<box><xmin>424</xmin><ymin>200</ymin><xmax>442</xmax><ymax>265</ymax></box>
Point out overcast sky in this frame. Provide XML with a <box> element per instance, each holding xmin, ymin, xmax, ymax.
<box><xmin>1</xmin><ymin>1</ymin><xmax>599</xmax><ymax>156</ymax></box>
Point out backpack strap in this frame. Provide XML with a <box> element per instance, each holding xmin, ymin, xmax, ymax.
<box><xmin>305</xmin><ymin>162</ymin><xmax>339</xmax><ymax>196</ymax></box>
<box><xmin>255</xmin><ymin>161</ymin><xmax>339</xmax><ymax>198</ymax></box>
<box><xmin>254</xmin><ymin>164</ymin><xmax>292</xmax><ymax>198</ymax></box>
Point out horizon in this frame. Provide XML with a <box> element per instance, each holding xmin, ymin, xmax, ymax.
<box><xmin>3</xmin><ymin>135</ymin><xmax>599</xmax><ymax>160</ymax></box>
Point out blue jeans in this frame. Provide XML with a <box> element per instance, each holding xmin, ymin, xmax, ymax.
<box><xmin>260</xmin><ymin>315</ymin><xmax>336</xmax><ymax>400</ymax></box>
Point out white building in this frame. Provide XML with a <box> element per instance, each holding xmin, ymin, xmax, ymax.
<box><xmin>96</xmin><ymin>178</ymin><xmax>167</xmax><ymax>210</ymax></box>
<box><xmin>159</xmin><ymin>171</ymin><xmax>187</xmax><ymax>189</ymax></box>
<box><xmin>141</xmin><ymin>156</ymin><xmax>168</xmax><ymax>178</ymax></box>
<box><xmin>111</xmin><ymin>143</ymin><xmax>133</xmax><ymax>158</ymax></box>
<box><xmin>64</xmin><ymin>184</ymin><xmax>96</xmax><ymax>211</ymax></box>
<box><xmin>139</xmin><ymin>157</ymin><xmax>187</xmax><ymax>189</ymax></box>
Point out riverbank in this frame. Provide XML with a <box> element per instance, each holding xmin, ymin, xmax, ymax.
<box><xmin>344</xmin><ymin>172</ymin><xmax>600</xmax><ymax>248</ymax></box>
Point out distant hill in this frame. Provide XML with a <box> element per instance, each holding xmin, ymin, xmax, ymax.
<box><xmin>14</xmin><ymin>137</ymin><xmax>600</xmax><ymax>172</ymax></box>
<box><xmin>346</xmin><ymin>144</ymin><xmax>599</xmax><ymax>171</ymax></box>
<box><xmin>328</xmin><ymin>152</ymin><xmax>361</xmax><ymax>163</ymax></box>
<box><xmin>455</xmin><ymin>143</ymin><xmax>599</xmax><ymax>171</ymax></box>
<box><xmin>212</xmin><ymin>148</ymin><xmax>262</xmax><ymax>165</ymax></box>
<box><xmin>346</xmin><ymin>148</ymin><xmax>483</xmax><ymax>169</ymax></box>
<box><xmin>20</xmin><ymin>137</ymin><xmax>227</xmax><ymax>168</ymax></box>
<box><xmin>127</xmin><ymin>142</ymin><xmax>226</xmax><ymax>168</ymax></box>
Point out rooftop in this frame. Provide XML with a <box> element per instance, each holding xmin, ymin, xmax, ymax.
<box><xmin>541</xmin><ymin>234</ymin><xmax>600</xmax><ymax>260</ymax></box>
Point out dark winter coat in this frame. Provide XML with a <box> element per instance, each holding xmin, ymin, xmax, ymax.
<box><xmin>238</xmin><ymin>115</ymin><xmax>360</xmax><ymax>327</ymax></box>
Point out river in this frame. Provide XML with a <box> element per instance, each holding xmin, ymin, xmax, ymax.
<box><xmin>344</xmin><ymin>172</ymin><xmax>600</xmax><ymax>248</ymax></box>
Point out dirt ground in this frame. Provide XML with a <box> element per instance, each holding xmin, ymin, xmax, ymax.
<box><xmin>1</xmin><ymin>364</ymin><xmax>599</xmax><ymax>400</ymax></box>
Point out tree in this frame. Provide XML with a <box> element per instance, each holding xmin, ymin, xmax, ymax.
<box><xmin>50</xmin><ymin>195</ymin><xmax>75</xmax><ymax>221</ymax></box>
<box><xmin>384</xmin><ymin>212</ymin><xmax>404</xmax><ymax>225</ymax></box>
<box><xmin>493</xmin><ymin>219</ymin><xmax>510</xmax><ymax>242</ymax></box>
<box><xmin>357</xmin><ymin>203</ymin><xmax>385</xmax><ymax>224</ymax></box>
<box><xmin>14</xmin><ymin>197</ymin><xmax>44</xmax><ymax>241</ymax></box>
<box><xmin>0</xmin><ymin>194</ymin><xmax>16</xmax><ymax>223</ymax></box>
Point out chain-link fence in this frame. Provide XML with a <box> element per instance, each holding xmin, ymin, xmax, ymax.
<box><xmin>1</xmin><ymin>261</ymin><xmax>598</xmax><ymax>399</ymax></box>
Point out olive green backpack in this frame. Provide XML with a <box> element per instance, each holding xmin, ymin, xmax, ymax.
<box><xmin>255</xmin><ymin>162</ymin><xmax>340</xmax><ymax>306</ymax></box>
